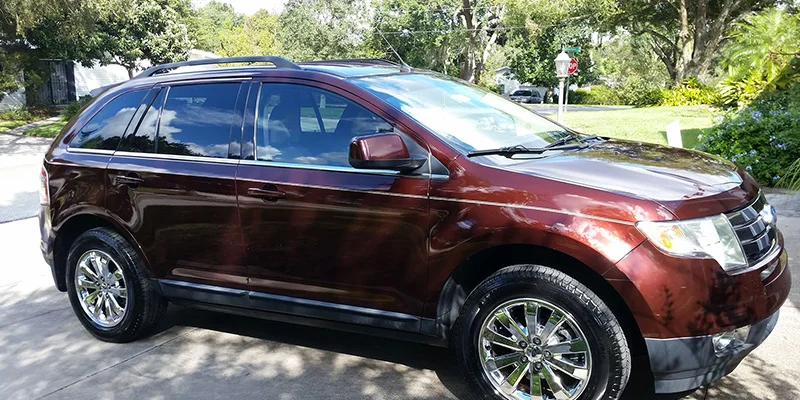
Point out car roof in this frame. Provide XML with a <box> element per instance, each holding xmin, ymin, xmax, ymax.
<box><xmin>94</xmin><ymin>57</ymin><xmax>412</xmax><ymax>97</ymax></box>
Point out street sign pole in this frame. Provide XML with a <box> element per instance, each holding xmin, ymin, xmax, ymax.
<box><xmin>557</xmin><ymin>77</ymin><xmax>565</xmax><ymax>123</ymax></box>
<box><xmin>564</xmin><ymin>75</ymin><xmax>570</xmax><ymax>114</ymax></box>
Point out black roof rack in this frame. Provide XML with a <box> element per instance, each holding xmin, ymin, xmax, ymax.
<box><xmin>135</xmin><ymin>56</ymin><xmax>301</xmax><ymax>78</ymax></box>
<box><xmin>300</xmin><ymin>58</ymin><xmax>412</xmax><ymax>72</ymax></box>
<box><xmin>300</xmin><ymin>58</ymin><xmax>399</xmax><ymax>67</ymax></box>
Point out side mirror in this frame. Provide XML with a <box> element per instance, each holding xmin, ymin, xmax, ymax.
<box><xmin>349</xmin><ymin>133</ymin><xmax>427</xmax><ymax>173</ymax></box>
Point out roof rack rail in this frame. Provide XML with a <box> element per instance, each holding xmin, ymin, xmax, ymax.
<box><xmin>135</xmin><ymin>56</ymin><xmax>301</xmax><ymax>78</ymax></box>
<box><xmin>300</xmin><ymin>58</ymin><xmax>399</xmax><ymax>67</ymax></box>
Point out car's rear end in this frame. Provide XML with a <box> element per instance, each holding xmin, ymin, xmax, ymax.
<box><xmin>38</xmin><ymin>92</ymin><xmax>119</xmax><ymax>291</ymax></box>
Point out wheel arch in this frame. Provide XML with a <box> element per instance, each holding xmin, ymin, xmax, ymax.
<box><xmin>435</xmin><ymin>243</ymin><xmax>649</xmax><ymax>362</ymax></box>
<box><xmin>52</xmin><ymin>212</ymin><xmax>147</xmax><ymax>291</ymax></box>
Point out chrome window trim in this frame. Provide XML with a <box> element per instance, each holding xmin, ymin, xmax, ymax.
<box><xmin>238</xmin><ymin>159</ymin><xmax>449</xmax><ymax>181</ymax></box>
<box><xmin>240</xmin><ymin>159</ymin><xmax>403</xmax><ymax>177</ymax></box>
<box><xmin>112</xmin><ymin>151</ymin><xmax>240</xmax><ymax>165</ymax></box>
<box><xmin>66</xmin><ymin>147</ymin><xmax>116</xmax><ymax>155</ymax></box>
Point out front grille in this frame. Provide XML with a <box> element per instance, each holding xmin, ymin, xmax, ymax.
<box><xmin>726</xmin><ymin>194</ymin><xmax>777</xmax><ymax>265</ymax></box>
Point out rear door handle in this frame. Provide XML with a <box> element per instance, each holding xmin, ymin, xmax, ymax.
<box><xmin>115</xmin><ymin>174</ymin><xmax>144</xmax><ymax>187</ymax></box>
<box><xmin>247</xmin><ymin>187</ymin><xmax>286</xmax><ymax>202</ymax></box>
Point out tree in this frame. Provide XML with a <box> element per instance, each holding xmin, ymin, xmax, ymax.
<box><xmin>277</xmin><ymin>0</ymin><xmax>376</xmax><ymax>61</ymax></box>
<box><xmin>722</xmin><ymin>8</ymin><xmax>800</xmax><ymax>83</ymax></box>
<box><xmin>373</xmin><ymin>0</ymin><xmax>505</xmax><ymax>83</ymax></box>
<box><xmin>218</xmin><ymin>10</ymin><xmax>280</xmax><ymax>57</ymax></box>
<box><xmin>616</xmin><ymin>0</ymin><xmax>782</xmax><ymax>85</ymax></box>
<box><xmin>191</xmin><ymin>1</ymin><xmax>243</xmax><ymax>54</ymax></box>
<box><xmin>0</xmin><ymin>0</ymin><xmax>122</xmax><ymax>102</ymax></box>
<box><xmin>94</xmin><ymin>0</ymin><xmax>194</xmax><ymax>78</ymax></box>
<box><xmin>502</xmin><ymin>0</ymin><xmax>616</xmax><ymax>89</ymax></box>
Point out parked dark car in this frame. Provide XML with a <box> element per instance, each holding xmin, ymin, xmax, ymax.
<box><xmin>39</xmin><ymin>56</ymin><xmax>790</xmax><ymax>400</ymax></box>
<box><xmin>509</xmin><ymin>88</ymin><xmax>543</xmax><ymax>104</ymax></box>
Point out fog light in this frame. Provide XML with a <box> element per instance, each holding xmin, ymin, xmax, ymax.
<box><xmin>712</xmin><ymin>326</ymin><xmax>750</xmax><ymax>355</ymax></box>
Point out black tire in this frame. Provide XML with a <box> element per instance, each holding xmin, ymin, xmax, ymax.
<box><xmin>453</xmin><ymin>265</ymin><xmax>630</xmax><ymax>400</ymax></box>
<box><xmin>65</xmin><ymin>227</ymin><xmax>167</xmax><ymax>343</ymax></box>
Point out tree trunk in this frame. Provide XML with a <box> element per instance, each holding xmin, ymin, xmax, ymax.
<box><xmin>126</xmin><ymin>67</ymin><xmax>134</xmax><ymax>79</ymax></box>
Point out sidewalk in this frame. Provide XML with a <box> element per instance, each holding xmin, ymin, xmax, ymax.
<box><xmin>0</xmin><ymin>125</ymin><xmax>55</xmax><ymax>168</ymax></box>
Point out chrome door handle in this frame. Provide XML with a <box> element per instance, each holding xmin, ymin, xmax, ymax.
<box><xmin>247</xmin><ymin>187</ymin><xmax>286</xmax><ymax>202</ymax></box>
<box><xmin>115</xmin><ymin>174</ymin><xmax>144</xmax><ymax>187</ymax></box>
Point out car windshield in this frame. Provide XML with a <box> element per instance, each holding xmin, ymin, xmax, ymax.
<box><xmin>351</xmin><ymin>73</ymin><xmax>569</xmax><ymax>152</ymax></box>
<box><xmin>512</xmin><ymin>90</ymin><xmax>532</xmax><ymax>96</ymax></box>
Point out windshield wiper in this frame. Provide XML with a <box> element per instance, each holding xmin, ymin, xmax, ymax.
<box><xmin>467</xmin><ymin>143</ymin><xmax>582</xmax><ymax>157</ymax></box>
<box><xmin>544</xmin><ymin>133</ymin><xmax>598</xmax><ymax>149</ymax></box>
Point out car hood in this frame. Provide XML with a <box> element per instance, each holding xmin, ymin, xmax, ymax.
<box><xmin>484</xmin><ymin>140</ymin><xmax>746</xmax><ymax>206</ymax></box>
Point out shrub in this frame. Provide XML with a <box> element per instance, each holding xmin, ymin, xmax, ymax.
<box><xmin>699</xmin><ymin>84</ymin><xmax>800</xmax><ymax>185</ymax></box>
<box><xmin>571</xmin><ymin>82</ymin><xmax>662</xmax><ymax>106</ymax></box>
<box><xmin>661</xmin><ymin>77</ymin><xmax>721</xmax><ymax>106</ymax></box>
<box><xmin>61</xmin><ymin>95</ymin><xmax>93</xmax><ymax>121</ymax></box>
<box><xmin>0</xmin><ymin>108</ymin><xmax>33</xmax><ymax>121</ymax></box>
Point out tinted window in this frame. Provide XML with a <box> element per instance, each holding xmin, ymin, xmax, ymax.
<box><xmin>256</xmin><ymin>84</ymin><xmax>392</xmax><ymax>166</ymax></box>
<box><xmin>70</xmin><ymin>90</ymin><xmax>147</xmax><ymax>150</ymax></box>
<box><xmin>119</xmin><ymin>89</ymin><xmax>165</xmax><ymax>153</ymax></box>
<box><xmin>512</xmin><ymin>90</ymin><xmax>531</xmax><ymax>96</ymax></box>
<box><xmin>157</xmin><ymin>83</ymin><xmax>240</xmax><ymax>158</ymax></box>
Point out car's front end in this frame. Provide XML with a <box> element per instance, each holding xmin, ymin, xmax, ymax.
<box><xmin>615</xmin><ymin>190</ymin><xmax>789</xmax><ymax>393</ymax></box>
<box><xmin>351</xmin><ymin>70</ymin><xmax>790</xmax><ymax>398</ymax></box>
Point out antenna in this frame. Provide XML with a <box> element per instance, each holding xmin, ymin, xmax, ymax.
<box><xmin>376</xmin><ymin>16</ymin><xmax>411</xmax><ymax>72</ymax></box>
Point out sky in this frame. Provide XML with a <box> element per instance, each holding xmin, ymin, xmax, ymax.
<box><xmin>191</xmin><ymin>0</ymin><xmax>288</xmax><ymax>15</ymax></box>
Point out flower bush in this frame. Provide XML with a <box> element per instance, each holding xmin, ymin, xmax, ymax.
<box><xmin>699</xmin><ymin>85</ymin><xmax>800</xmax><ymax>185</ymax></box>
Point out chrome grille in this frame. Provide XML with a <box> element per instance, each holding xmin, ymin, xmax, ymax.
<box><xmin>726</xmin><ymin>194</ymin><xmax>777</xmax><ymax>265</ymax></box>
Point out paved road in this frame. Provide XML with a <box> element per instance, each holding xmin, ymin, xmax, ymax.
<box><xmin>0</xmin><ymin>132</ymin><xmax>53</xmax><ymax>223</ymax></box>
<box><xmin>0</xmin><ymin>132</ymin><xmax>798</xmax><ymax>399</ymax></box>
<box><xmin>525</xmin><ymin>104</ymin><xmax>631</xmax><ymax>114</ymax></box>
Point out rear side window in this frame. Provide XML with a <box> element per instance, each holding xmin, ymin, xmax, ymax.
<box><xmin>157</xmin><ymin>83</ymin><xmax>241</xmax><ymax>158</ymax></box>
<box><xmin>120</xmin><ymin>89</ymin><xmax>165</xmax><ymax>154</ymax></box>
<box><xmin>70</xmin><ymin>90</ymin><xmax>147</xmax><ymax>150</ymax></box>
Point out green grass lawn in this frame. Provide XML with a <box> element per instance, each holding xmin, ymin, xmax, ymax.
<box><xmin>0</xmin><ymin>119</ymin><xmax>30</xmax><ymax>133</ymax></box>
<box><xmin>552</xmin><ymin>106</ymin><xmax>717</xmax><ymax>149</ymax></box>
<box><xmin>23</xmin><ymin>121</ymin><xmax>67</xmax><ymax>137</ymax></box>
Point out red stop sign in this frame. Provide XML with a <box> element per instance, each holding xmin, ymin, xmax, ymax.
<box><xmin>568</xmin><ymin>58</ymin><xmax>578</xmax><ymax>75</ymax></box>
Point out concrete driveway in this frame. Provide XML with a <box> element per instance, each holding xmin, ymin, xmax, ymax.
<box><xmin>0</xmin><ymin>132</ymin><xmax>798</xmax><ymax>399</ymax></box>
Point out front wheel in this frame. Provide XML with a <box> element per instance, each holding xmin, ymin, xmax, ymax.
<box><xmin>453</xmin><ymin>265</ymin><xmax>630</xmax><ymax>400</ymax></box>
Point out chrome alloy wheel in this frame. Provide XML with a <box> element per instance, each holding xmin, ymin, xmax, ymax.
<box><xmin>478</xmin><ymin>298</ymin><xmax>592</xmax><ymax>400</ymax></box>
<box><xmin>74</xmin><ymin>250</ymin><xmax>128</xmax><ymax>328</ymax></box>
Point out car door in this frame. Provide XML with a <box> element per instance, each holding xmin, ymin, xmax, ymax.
<box><xmin>236</xmin><ymin>81</ymin><xmax>431</xmax><ymax>327</ymax></box>
<box><xmin>106</xmin><ymin>81</ymin><xmax>250</xmax><ymax>293</ymax></box>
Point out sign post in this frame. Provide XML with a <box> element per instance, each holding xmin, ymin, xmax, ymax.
<box><xmin>564</xmin><ymin>57</ymin><xmax>579</xmax><ymax>115</ymax></box>
<box><xmin>554</xmin><ymin>51</ymin><xmax>571</xmax><ymax>123</ymax></box>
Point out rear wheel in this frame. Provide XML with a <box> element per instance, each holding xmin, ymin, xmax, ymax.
<box><xmin>65</xmin><ymin>227</ymin><xmax>166</xmax><ymax>342</ymax></box>
<box><xmin>453</xmin><ymin>265</ymin><xmax>630</xmax><ymax>400</ymax></box>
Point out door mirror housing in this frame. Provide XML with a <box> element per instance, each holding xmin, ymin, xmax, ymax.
<box><xmin>349</xmin><ymin>133</ymin><xmax>427</xmax><ymax>173</ymax></box>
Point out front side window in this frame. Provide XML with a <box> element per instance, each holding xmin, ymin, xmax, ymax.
<box><xmin>255</xmin><ymin>84</ymin><xmax>392</xmax><ymax>166</ymax></box>
<box><xmin>70</xmin><ymin>90</ymin><xmax>147</xmax><ymax>150</ymax></box>
<box><xmin>352</xmin><ymin>74</ymin><xmax>570</xmax><ymax>153</ymax></box>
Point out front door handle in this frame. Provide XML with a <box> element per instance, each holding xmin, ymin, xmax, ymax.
<box><xmin>247</xmin><ymin>187</ymin><xmax>286</xmax><ymax>202</ymax></box>
<box><xmin>115</xmin><ymin>174</ymin><xmax>144</xmax><ymax>187</ymax></box>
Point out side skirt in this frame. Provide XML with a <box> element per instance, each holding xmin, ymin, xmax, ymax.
<box><xmin>159</xmin><ymin>279</ymin><xmax>446</xmax><ymax>347</ymax></box>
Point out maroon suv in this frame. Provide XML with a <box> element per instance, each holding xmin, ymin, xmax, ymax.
<box><xmin>39</xmin><ymin>57</ymin><xmax>790</xmax><ymax>400</ymax></box>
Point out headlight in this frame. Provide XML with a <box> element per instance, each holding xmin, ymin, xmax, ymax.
<box><xmin>636</xmin><ymin>214</ymin><xmax>747</xmax><ymax>272</ymax></box>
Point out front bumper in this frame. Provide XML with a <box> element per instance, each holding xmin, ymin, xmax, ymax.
<box><xmin>646</xmin><ymin>310</ymin><xmax>780</xmax><ymax>393</ymax></box>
